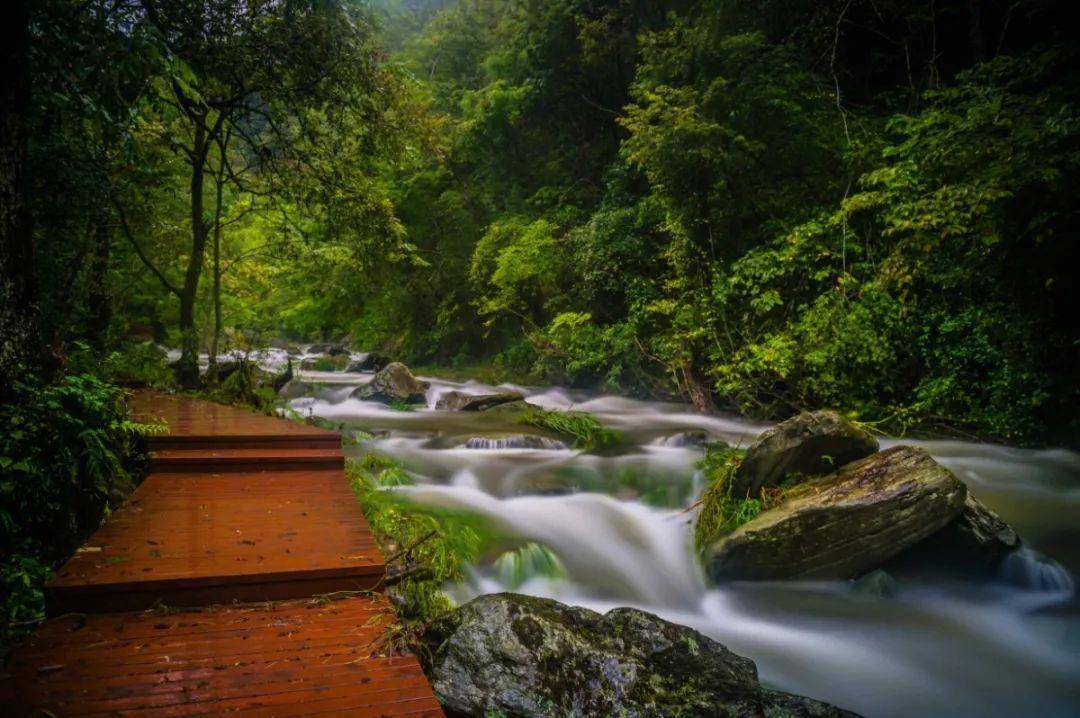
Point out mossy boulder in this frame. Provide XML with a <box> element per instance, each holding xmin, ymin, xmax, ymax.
<box><xmin>706</xmin><ymin>446</ymin><xmax>967</xmax><ymax>581</ymax></box>
<box><xmin>350</xmin><ymin>362</ymin><xmax>429</xmax><ymax>404</ymax></box>
<box><xmin>426</xmin><ymin>593</ymin><xmax>858</xmax><ymax>718</ymax></box>
<box><xmin>732</xmin><ymin>410</ymin><xmax>878</xmax><ymax>499</ymax></box>
<box><xmin>436</xmin><ymin>390</ymin><xmax>525</xmax><ymax>411</ymax></box>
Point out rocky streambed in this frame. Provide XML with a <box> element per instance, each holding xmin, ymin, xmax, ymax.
<box><xmin>228</xmin><ymin>348</ymin><xmax>1080</xmax><ymax>717</ymax></box>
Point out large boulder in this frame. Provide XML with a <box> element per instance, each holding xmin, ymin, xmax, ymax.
<box><xmin>436</xmin><ymin>390</ymin><xmax>525</xmax><ymax>411</ymax></box>
<box><xmin>706</xmin><ymin>446</ymin><xmax>967</xmax><ymax>581</ymax></box>
<box><xmin>351</xmin><ymin>362</ymin><xmax>428</xmax><ymax>404</ymax></box>
<box><xmin>426</xmin><ymin>593</ymin><xmax>857</xmax><ymax>718</ymax></box>
<box><xmin>732</xmin><ymin>410</ymin><xmax>879</xmax><ymax>499</ymax></box>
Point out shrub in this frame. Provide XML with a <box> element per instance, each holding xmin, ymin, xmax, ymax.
<box><xmin>1</xmin><ymin>373</ymin><xmax>158</xmax><ymax>646</ymax></box>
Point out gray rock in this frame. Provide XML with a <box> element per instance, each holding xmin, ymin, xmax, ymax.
<box><xmin>307</xmin><ymin>342</ymin><xmax>349</xmax><ymax>356</ymax></box>
<box><xmin>658</xmin><ymin>430</ymin><xmax>710</xmax><ymax>448</ymax></box>
<box><xmin>436</xmin><ymin>390</ymin><xmax>525</xmax><ymax>411</ymax></box>
<box><xmin>426</xmin><ymin>593</ymin><xmax>858</xmax><ymax>718</ymax></box>
<box><xmin>852</xmin><ymin>569</ymin><xmax>898</xmax><ymax>597</ymax></box>
<box><xmin>706</xmin><ymin>446</ymin><xmax>967</xmax><ymax>581</ymax></box>
<box><xmin>732</xmin><ymin>410</ymin><xmax>879</xmax><ymax>498</ymax></box>
<box><xmin>351</xmin><ymin>362</ymin><xmax>429</xmax><ymax>404</ymax></box>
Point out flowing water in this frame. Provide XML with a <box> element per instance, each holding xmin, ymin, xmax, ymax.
<box><xmin>253</xmin><ymin>347</ymin><xmax>1079</xmax><ymax>717</ymax></box>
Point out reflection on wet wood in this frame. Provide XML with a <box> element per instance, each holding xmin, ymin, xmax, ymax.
<box><xmin>2</xmin><ymin>391</ymin><xmax>443</xmax><ymax>717</ymax></box>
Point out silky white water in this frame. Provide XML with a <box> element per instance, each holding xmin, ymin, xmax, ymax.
<box><xmin>280</xmin><ymin>352</ymin><xmax>1080</xmax><ymax>717</ymax></box>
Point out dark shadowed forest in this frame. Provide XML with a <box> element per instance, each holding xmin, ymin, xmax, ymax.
<box><xmin>2</xmin><ymin>2</ymin><xmax>1079</xmax><ymax>715</ymax></box>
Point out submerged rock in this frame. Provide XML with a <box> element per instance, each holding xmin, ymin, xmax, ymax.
<box><xmin>706</xmin><ymin>446</ymin><xmax>967</xmax><ymax>581</ymax></box>
<box><xmin>657</xmin><ymin>430</ymin><xmax>709</xmax><ymax>448</ymax></box>
<box><xmin>351</xmin><ymin>362</ymin><xmax>428</xmax><ymax>404</ymax></box>
<box><xmin>852</xmin><ymin>569</ymin><xmax>898</xmax><ymax>598</ymax></box>
<box><xmin>426</xmin><ymin>593</ymin><xmax>858</xmax><ymax>718</ymax></box>
<box><xmin>436</xmin><ymin>390</ymin><xmax>525</xmax><ymax>411</ymax></box>
<box><xmin>732</xmin><ymin>410</ymin><xmax>879</xmax><ymax>499</ymax></box>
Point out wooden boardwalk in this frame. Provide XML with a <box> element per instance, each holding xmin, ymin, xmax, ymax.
<box><xmin>1</xmin><ymin>391</ymin><xmax>443</xmax><ymax>717</ymax></box>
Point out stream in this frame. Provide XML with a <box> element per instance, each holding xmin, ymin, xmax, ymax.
<box><xmin>256</xmin><ymin>348</ymin><xmax>1079</xmax><ymax>716</ymax></box>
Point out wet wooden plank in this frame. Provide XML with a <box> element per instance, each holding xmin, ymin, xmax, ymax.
<box><xmin>150</xmin><ymin>448</ymin><xmax>345</xmax><ymax>472</ymax></box>
<box><xmin>45</xmin><ymin>469</ymin><xmax>385</xmax><ymax>613</ymax></box>
<box><xmin>6</xmin><ymin>392</ymin><xmax>442</xmax><ymax>717</ymax></box>
<box><xmin>0</xmin><ymin>597</ymin><xmax>443</xmax><ymax>717</ymax></box>
<box><xmin>131</xmin><ymin>391</ymin><xmax>341</xmax><ymax>450</ymax></box>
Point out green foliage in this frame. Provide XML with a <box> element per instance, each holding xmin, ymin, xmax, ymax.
<box><xmin>347</xmin><ymin>455</ymin><xmax>488</xmax><ymax>623</ymax></box>
<box><xmin>693</xmin><ymin>445</ymin><xmax>765</xmax><ymax>553</ymax></box>
<box><xmin>197</xmin><ymin>363</ymin><xmax>279</xmax><ymax>415</ymax></box>
<box><xmin>102</xmin><ymin>343</ymin><xmax>175</xmax><ymax>389</ymax></box>
<box><xmin>1</xmin><ymin>373</ymin><xmax>154</xmax><ymax>646</ymax></box>
<box><xmin>519</xmin><ymin>408</ymin><xmax>622</xmax><ymax>453</ymax></box>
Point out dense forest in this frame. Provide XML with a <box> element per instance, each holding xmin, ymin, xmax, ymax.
<box><xmin>6</xmin><ymin>0</ymin><xmax>1079</xmax><ymax>447</ymax></box>
<box><xmin>2</xmin><ymin>0</ymin><xmax>1079</xmax><ymax>670</ymax></box>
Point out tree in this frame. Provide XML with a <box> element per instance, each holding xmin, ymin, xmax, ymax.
<box><xmin>111</xmin><ymin>0</ymin><xmax>391</xmax><ymax>386</ymax></box>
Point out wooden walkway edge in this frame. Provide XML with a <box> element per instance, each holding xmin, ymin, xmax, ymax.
<box><xmin>1</xmin><ymin>391</ymin><xmax>444</xmax><ymax>717</ymax></box>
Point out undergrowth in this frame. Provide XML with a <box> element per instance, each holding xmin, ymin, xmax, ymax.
<box><xmin>1</xmin><ymin>372</ymin><xmax>160</xmax><ymax>650</ymax></box>
<box><xmin>693</xmin><ymin>445</ymin><xmax>784</xmax><ymax>553</ymax></box>
<box><xmin>346</xmin><ymin>454</ymin><xmax>496</xmax><ymax>624</ymax></box>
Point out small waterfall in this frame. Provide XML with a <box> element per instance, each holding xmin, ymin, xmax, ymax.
<box><xmin>494</xmin><ymin>542</ymin><xmax>566</xmax><ymax>590</ymax></box>
<box><xmin>463</xmin><ymin>435</ymin><xmax>569</xmax><ymax>451</ymax></box>
<box><xmin>1000</xmin><ymin>547</ymin><xmax>1075</xmax><ymax>595</ymax></box>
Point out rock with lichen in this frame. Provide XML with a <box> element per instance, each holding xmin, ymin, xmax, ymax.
<box><xmin>350</xmin><ymin>362</ymin><xmax>429</xmax><ymax>404</ymax></box>
<box><xmin>425</xmin><ymin>592</ymin><xmax>859</xmax><ymax>718</ymax></box>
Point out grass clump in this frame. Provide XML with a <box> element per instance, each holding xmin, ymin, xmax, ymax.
<box><xmin>347</xmin><ymin>454</ymin><xmax>493</xmax><ymax>624</ymax></box>
<box><xmin>693</xmin><ymin>445</ymin><xmax>783</xmax><ymax>553</ymax></box>
<box><xmin>519</xmin><ymin>407</ymin><xmax>622</xmax><ymax>452</ymax></box>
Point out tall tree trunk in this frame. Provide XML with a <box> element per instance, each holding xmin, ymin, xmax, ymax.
<box><xmin>682</xmin><ymin>356</ymin><xmax>716</xmax><ymax>413</ymax></box>
<box><xmin>208</xmin><ymin>164</ymin><xmax>224</xmax><ymax>383</ymax></box>
<box><xmin>176</xmin><ymin>121</ymin><xmax>209</xmax><ymax>388</ymax></box>
<box><xmin>0</xmin><ymin>0</ymin><xmax>34</xmax><ymax>387</ymax></box>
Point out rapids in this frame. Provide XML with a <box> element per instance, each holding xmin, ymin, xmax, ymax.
<box><xmin>262</xmin><ymin>348</ymin><xmax>1079</xmax><ymax>716</ymax></box>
